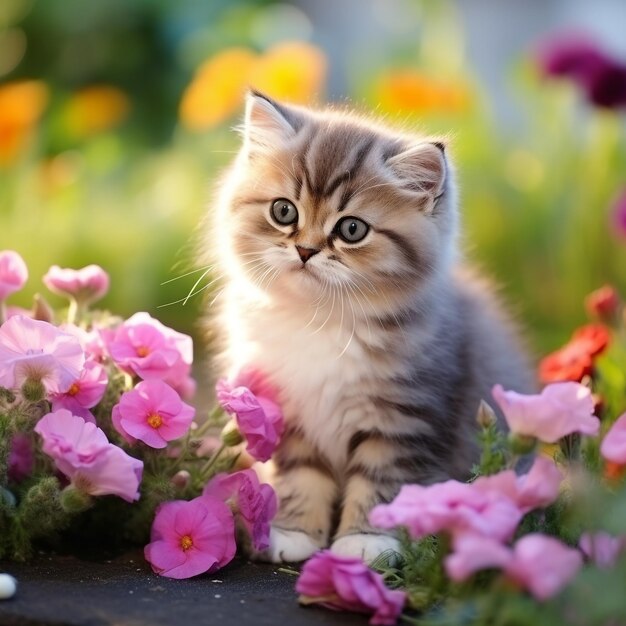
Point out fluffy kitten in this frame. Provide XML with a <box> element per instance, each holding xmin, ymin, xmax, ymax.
<box><xmin>206</xmin><ymin>91</ymin><xmax>534</xmax><ymax>563</ymax></box>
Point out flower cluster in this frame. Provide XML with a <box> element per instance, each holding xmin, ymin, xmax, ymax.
<box><xmin>0</xmin><ymin>250</ymin><xmax>281</xmax><ymax>574</ymax></box>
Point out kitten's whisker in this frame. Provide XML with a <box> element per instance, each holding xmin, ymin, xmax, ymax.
<box><xmin>183</xmin><ymin>267</ymin><xmax>214</xmax><ymax>306</ymax></box>
<box><xmin>336</xmin><ymin>293</ymin><xmax>357</xmax><ymax>359</ymax></box>
<box><xmin>157</xmin><ymin>281</ymin><xmax>215</xmax><ymax>308</ymax></box>
<box><xmin>160</xmin><ymin>265</ymin><xmax>213</xmax><ymax>285</ymax></box>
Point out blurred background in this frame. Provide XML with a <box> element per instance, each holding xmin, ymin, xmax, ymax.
<box><xmin>1</xmin><ymin>0</ymin><xmax>626</xmax><ymax>360</ymax></box>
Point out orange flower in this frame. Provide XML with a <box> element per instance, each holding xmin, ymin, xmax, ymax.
<box><xmin>63</xmin><ymin>85</ymin><xmax>130</xmax><ymax>138</ymax></box>
<box><xmin>604</xmin><ymin>460</ymin><xmax>626</xmax><ymax>482</ymax></box>
<box><xmin>375</xmin><ymin>70</ymin><xmax>472</xmax><ymax>115</ymax></box>
<box><xmin>179</xmin><ymin>42</ymin><xmax>327</xmax><ymax>131</ymax></box>
<box><xmin>0</xmin><ymin>80</ymin><xmax>49</xmax><ymax>166</ymax></box>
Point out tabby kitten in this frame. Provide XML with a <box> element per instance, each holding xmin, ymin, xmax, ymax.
<box><xmin>206</xmin><ymin>91</ymin><xmax>533</xmax><ymax>563</ymax></box>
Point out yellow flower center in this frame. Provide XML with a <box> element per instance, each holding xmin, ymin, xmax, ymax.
<box><xmin>147</xmin><ymin>413</ymin><xmax>163</xmax><ymax>429</ymax></box>
<box><xmin>180</xmin><ymin>535</ymin><xmax>193</xmax><ymax>551</ymax></box>
<box><xmin>136</xmin><ymin>345</ymin><xmax>150</xmax><ymax>358</ymax></box>
<box><xmin>68</xmin><ymin>382</ymin><xmax>81</xmax><ymax>396</ymax></box>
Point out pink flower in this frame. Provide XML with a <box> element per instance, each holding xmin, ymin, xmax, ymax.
<box><xmin>216</xmin><ymin>378</ymin><xmax>284</xmax><ymax>462</ymax></box>
<box><xmin>601</xmin><ymin>413</ymin><xmax>626</xmax><ymax>465</ymax></box>
<box><xmin>50</xmin><ymin>360</ymin><xmax>108</xmax><ymax>424</ymax></box>
<box><xmin>296</xmin><ymin>551</ymin><xmax>406</xmax><ymax>626</ymax></box>
<box><xmin>8</xmin><ymin>434</ymin><xmax>34</xmax><ymax>482</ymax></box>
<box><xmin>473</xmin><ymin>456</ymin><xmax>563</xmax><ymax>514</ymax></box>
<box><xmin>0</xmin><ymin>251</ymin><xmax>28</xmax><ymax>301</ymax></box>
<box><xmin>579</xmin><ymin>532</ymin><xmax>626</xmax><ymax>569</ymax></box>
<box><xmin>60</xmin><ymin>323</ymin><xmax>107</xmax><ymax>362</ymax></box>
<box><xmin>112</xmin><ymin>380</ymin><xmax>195</xmax><ymax>448</ymax></box>
<box><xmin>203</xmin><ymin>469</ymin><xmax>277</xmax><ymax>551</ymax></box>
<box><xmin>492</xmin><ymin>382</ymin><xmax>599</xmax><ymax>443</ymax></box>
<box><xmin>446</xmin><ymin>533</ymin><xmax>582</xmax><ymax>601</ymax></box>
<box><xmin>369</xmin><ymin>480</ymin><xmax>522</xmax><ymax>542</ymax></box>
<box><xmin>103</xmin><ymin>312</ymin><xmax>194</xmax><ymax>397</ymax></box>
<box><xmin>34</xmin><ymin>409</ymin><xmax>143</xmax><ymax>502</ymax></box>
<box><xmin>43</xmin><ymin>264</ymin><xmax>109</xmax><ymax>305</ymax></box>
<box><xmin>144</xmin><ymin>496</ymin><xmax>236</xmax><ymax>579</ymax></box>
<box><xmin>0</xmin><ymin>315</ymin><xmax>85</xmax><ymax>393</ymax></box>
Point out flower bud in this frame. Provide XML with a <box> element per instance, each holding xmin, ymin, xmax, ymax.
<box><xmin>21</xmin><ymin>378</ymin><xmax>45</xmax><ymax>403</ymax></box>
<box><xmin>221</xmin><ymin>422</ymin><xmax>244</xmax><ymax>447</ymax></box>
<box><xmin>170</xmin><ymin>470</ymin><xmax>191</xmax><ymax>490</ymax></box>
<box><xmin>31</xmin><ymin>293</ymin><xmax>55</xmax><ymax>323</ymax></box>
<box><xmin>585</xmin><ymin>285</ymin><xmax>620</xmax><ymax>323</ymax></box>
<box><xmin>507</xmin><ymin>432</ymin><xmax>537</xmax><ymax>455</ymax></box>
<box><xmin>476</xmin><ymin>400</ymin><xmax>497</xmax><ymax>428</ymax></box>
<box><xmin>60</xmin><ymin>485</ymin><xmax>93</xmax><ymax>514</ymax></box>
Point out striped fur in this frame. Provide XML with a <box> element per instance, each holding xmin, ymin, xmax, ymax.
<box><xmin>205</xmin><ymin>92</ymin><xmax>534</xmax><ymax>562</ymax></box>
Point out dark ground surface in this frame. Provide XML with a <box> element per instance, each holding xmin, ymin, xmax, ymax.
<box><xmin>0</xmin><ymin>552</ymin><xmax>368</xmax><ymax>626</ymax></box>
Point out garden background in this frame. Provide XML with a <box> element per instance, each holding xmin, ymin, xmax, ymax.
<box><xmin>2</xmin><ymin>0</ymin><xmax>626</xmax><ymax>367</ymax></box>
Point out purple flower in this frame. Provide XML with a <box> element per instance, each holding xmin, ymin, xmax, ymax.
<box><xmin>43</xmin><ymin>264</ymin><xmax>109</xmax><ymax>306</ymax></box>
<box><xmin>296</xmin><ymin>551</ymin><xmax>406</xmax><ymax>626</ymax></box>
<box><xmin>112</xmin><ymin>380</ymin><xmax>195</xmax><ymax>448</ymax></box>
<box><xmin>34</xmin><ymin>409</ymin><xmax>143</xmax><ymax>502</ymax></box>
<box><xmin>144</xmin><ymin>496</ymin><xmax>236</xmax><ymax>579</ymax></box>
<box><xmin>203</xmin><ymin>469</ymin><xmax>277</xmax><ymax>551</ymax></box>
<box><xmin>0</xmin><ymin>315</ymin><xmax>85</xmax><ymax>393</ymax></box>
<box><xmin>0</xmin><ymin>250</ymin><xmax>28</xmax><ymax>302</ymax></box>
<box><xmin>611</xmin><ymin>188</ymin><xmax>626</xmax><ymax>239</ymax></box>
<box><xmin>579</xmin><ymin>532</ymin><xmax>626</xmax><ymax>569</ymax></box>
<box><xmin>8</xmin><ymin>434</ymin><xmax>34</xmax><ymax>482</ymax></box>
<box><xmin>536</xmin><ymin>33</ymin><xmax>626</xmax><ymax>108</ymax></box>
<box><xmin>216</xmin><ymin>378</ymin><xmax>284</xmax><ymax>462</ymax></box>
<box><xmin>103</xmin><ymin>312</ymin><xmax>194</xmax><ymax>397</ymax></box>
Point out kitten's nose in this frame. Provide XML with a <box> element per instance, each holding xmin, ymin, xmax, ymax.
<box><xmin>295</xmin><ymin>246</ymin><xmax>320</xmax><ymax>264</ymax></box>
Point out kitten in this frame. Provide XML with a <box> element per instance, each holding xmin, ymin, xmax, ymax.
<box><xmin>205</xmin><ymin>91</ymin><xmax>534</xmax><ymax>563</ymax></box>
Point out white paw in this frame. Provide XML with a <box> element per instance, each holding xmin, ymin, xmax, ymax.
<box><xmin>331</xmin><ymin>533</ymin><xmax>400</xmax><ymax>565</ymax></box>
<box><xmin>253</xmin><ymin>527</ymin><xmax>321</xmax><ymax>563</ymax></box>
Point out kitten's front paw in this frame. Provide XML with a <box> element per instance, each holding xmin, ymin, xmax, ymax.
<box><xmin>253</xmin><ymin>527</ymin><xmax>321</xmax><ymax>563</ymax></box>
<box><xmin>331</xmin><ymin>534</ymin><xmax>400</xmax><ymax>565</ymax></box>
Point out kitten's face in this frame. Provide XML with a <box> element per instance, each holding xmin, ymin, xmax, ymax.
<box><xmin>223</xmin><ymin>93</ymin><xmax>455</xmax><ymax>311</ymax></box>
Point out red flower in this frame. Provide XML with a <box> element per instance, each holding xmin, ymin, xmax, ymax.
<box><xmin>585</xmin><ymin>285</ymin><xmax>620</xmax><ymax>322</ymax></box>
<box><xmin>539</xmin><ymin>324</ymin><xmax>610</xmax><ymax>384</ymax></box>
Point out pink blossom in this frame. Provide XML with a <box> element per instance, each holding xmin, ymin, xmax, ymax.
<box><xmin>369</xmin><ymin>480</ymin><xmax>522</xmax><ymax>542</ymax></box>
<box><xmin>473</xmin><ymin>456</ymin><xmax>563</xmax><ymax>514</ymax></box>
<box><xmin>8</xmin><ymin>434</ymin><xmax>34</xmax><ymax>482</ymax></box>
<box><xmin>492</xmin><ymin>382</ymin><xmax>599</xmax><ymax>443</ymax></box>
<box><xmin>60</xmin><ymin>323</ymin><xmax>107</xmax><ymax>362</ymax></box>
<box><xmin>103</xmin><ymin>312</ymin><xmax>194</xmax><ymax>397</ymax></box>
<box><xmin>112</xmin><ymin>380</ymin><xmax>195</xmax><ymax>449</ymax></box>
<box><xmin>203</xmin><ymin>469</ymin><xmax>277</xmax><ymax>551</ymax></box>
<box><xmin>296</xmin><ymin>551</ymin><xmax>406</xmax><ymax>626</ymax></box>
<box><xmin>0</xmin><ymin>315</ymin><xmax>85</xmax><ymax>393</ymax></box>
<box><xmin>0</xmin><ymin>251</ymin><xmax>28</xmax><ymax>302</ymax></box>
<box><xmin>144</xmin><ymin>496</ymin><xmax>236</xmax><ymax>579</ymax></box>
<box><xmin>34</xmin><ymin>409</ymin><xmax>143</xmax><ymax>502</ymax></box>
<box><xmin>216</xmin><ymin>378</ymin><xmax>284</xmax><ymax>462</ymax></box>
<box><xmin>446</xmin><ymin>533</ymin><xmax>582</xmax><ymax>601</ymax></box>
<box><xmin>50</xmin><ymin>360</ymin><xmax>108</xmax><ymax>424</ymax></box>
<box><xmin>5</xmin><ymin>305</ymin><xmax>33</xmax><ymax>320</ymax></box>
<box><xmin>600</xmin><ymin>413</ymin><xmax>626</xmax><ymax>465</ymax></box>
<box><xmin>43</xmin><ymin>264</ymin><xmax>109</xmax><ymax>305</ymax></box>
<box><xmin>579</xmin><ymin>532</ymin><xmax>626</xmax><ymax>569</ymax></box>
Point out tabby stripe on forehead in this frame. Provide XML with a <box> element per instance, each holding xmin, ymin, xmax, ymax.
<box><xmin>335</xmin><ymin>137</ymin><xmax>376</xmax><ymax>211</ymax></box>
<box><xmin>294</xmin><ymin>129</ymin><xmax>316</xmax><ymax>200</ymax></box>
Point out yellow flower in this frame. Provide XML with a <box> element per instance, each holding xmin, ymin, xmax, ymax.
<box><xmin>179</xmin><ymin>42</ymin><xmax>327</xmax><ymax>131</ymax></box>
<box><xmin>179</xmin><ymin>48</ymin><xmax>258</xmax><ymax>131</ymax></box>
<box><xmin>63</xmin><ymin>85</ymin><xmax>130</xmax><ymax>138</ymax></box>
<box><xmin>376</xmin><ymin>70</ymin><xmax>472</xmax><ymax>115</ymax></box>
<box><xmin>0</xmin><ymin>80</ymin><xmax>49</xmax><ymax>166</ymax></box>
<box><xmin>249</xmin><ymin>41</ymin><xmax>326</xmax><ymax>104</ymax></box>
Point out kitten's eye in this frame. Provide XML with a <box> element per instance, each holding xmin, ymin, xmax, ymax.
<box><xmin>335</xmin><ymin>217</ymin><xmax>369</xmax><ymax>243</ymax></box>
<box><xmin>271</xmin><ymin>198</ymin><xmax>298</xmax><ymax>226</ymax></box>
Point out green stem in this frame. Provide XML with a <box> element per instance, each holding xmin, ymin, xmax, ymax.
<box><xmin>194</xmin><ymin>405</ymin><xmax>226</xmax><ymax>438</ymax></box>
<box><xmin>200</xmin><ymin>442</ymin><xmax>227</xmax><ymax>479</ymax></box>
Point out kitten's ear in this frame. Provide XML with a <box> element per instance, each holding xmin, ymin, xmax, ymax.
<box><xmin>243</xmin><ymin>90</ymin><xmax>301</xmax><ymax>149</ymax></box>
<box><xmin>387</xmin><ymin>142</ymin><xmax>446</xmax><ymax>208</ymax></box>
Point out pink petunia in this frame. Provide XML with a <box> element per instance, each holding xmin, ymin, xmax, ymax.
<box><xmin>50</xmin><ymin>360</ymin><xmax>108</xmax><ymax>424</ymax></box>
<box><xmin>216</xmin><ymin>378</ymin><xmax>284</xmax><ymax>462</ymax></box>
<box><xmin>0</xmin><ymin>250</ymin><xmax>28</xmax><ymax>302</ymax></box>
<box><xmin>103</xmin><ymin>312</ymin><xmax>194</xmax><ymax>397</ymax></box>
<box><xmin>144</xmin><ymin>496</ymin><xmax>236</xmax><ymax>579</ymax></box>
<box><xmin>203</xmin><ymin>469</ymin><xmax>277</xmax><ymax>551</ymax></box>
<box><xmin>43</xmin><ymin>264</ymin><xmax>109</xmax><ymax>305</ymax></box>
<box><xmin>369</xmin><ymin>480</ymin><xmax>522</xmax><ymax>542</ymax></box>
<box><xmin>112</xmin><ymin>380</ymin><xmax>195</xmax><ymax>449</ymax></box>
<box><xmin>473</xmin><ymin>456</ymin><xmax>563</xmax><ymax>514</ymax></box>
<box><xmin>296</xmin><ymin>551</ymin><xmax>406</xmax><ymax>626</ymax></box>
<box><xmin>8</xmin><ymin>434</ymin><xmax>34</xmax><ymax>482</ymax></box>
<box><xmin>446</xmin><ymin>533</ymin><xmax>582</xmax><ymax>601</ymax></box>
<box><xmin>34</xmin><ymin>409</ymin><xmax>143</xmax><ymax>502</ymax></box>
<box><xmin>0</xmin><ymin>315</ymin><xmax>85</xmax><ymax>393</ymax></box>
<box><xmin>600</xmin><ymin>413</ymin><xmax>626</xmax><ymax>465</ymax></box>
<box><xmin>579</xmin><ymin>532</ymin><xmax>626</xmax><ymax>569</ymax></box>
<box><xmin>60</xmin><ymin>323</ymin><xmax>107</xmax><ymax>363</ymax></box>
<box><xmin>492</xmin><ymin>382</ymin><xmax>599</xmax><ymax>444</ymax></box>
